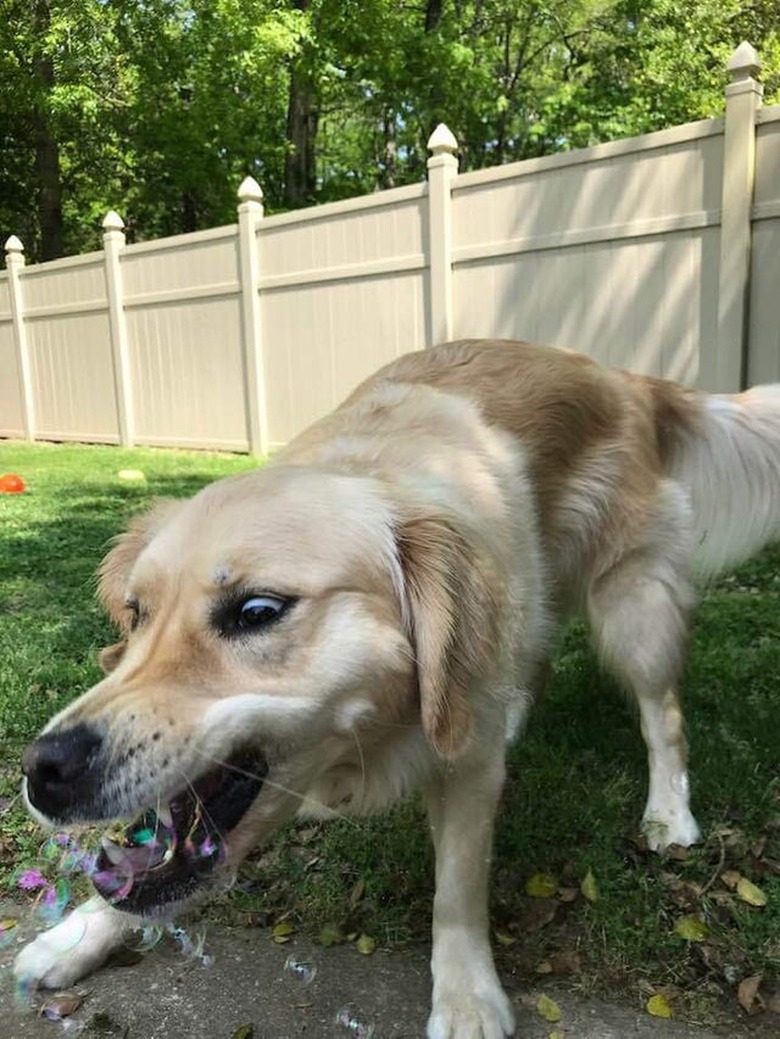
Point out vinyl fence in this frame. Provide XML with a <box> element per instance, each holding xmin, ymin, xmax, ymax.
<box><xmin>2</xmin><ymin>42</ymin><xmax>779</xmax><ymax>456</ymax></box>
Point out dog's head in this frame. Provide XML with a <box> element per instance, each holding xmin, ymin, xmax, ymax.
<box><xmin>21</xmin><ymin>465</ymin><xmax>501</xmax><ymax>914</ymax></box>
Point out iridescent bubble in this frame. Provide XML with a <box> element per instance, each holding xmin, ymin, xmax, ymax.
<box><xmin>91</xmin><ymin>868</ymin><xmax>134</xmax><ymax>904</ymax></box>
<box><xmin>284</xmin><ymin>955</ymin><xmax>317</xmax><ymax>985</ymax></box>
<box><xmin>35</xmin><ymin>877</ymin><xmax>70</xmax><ymax>925</ymax></box>
<box><xmin>125</xmin><ymin>924</ymin><xmax>164</xmax><ymax>952</ymax></box>
<box><xmin>334</xmin><ymin>1008</ymin><xmax>375</xmax><ymax>1038</ymax></box>
<box><xmin>16</xmin><ymin>868</ymin><xmax>47</xmax><ymax>891</ymax></box>
<box><xmin>0</xmin><ymin>917</ymin><xmax>18</xmax><ymax>950</ymax></box>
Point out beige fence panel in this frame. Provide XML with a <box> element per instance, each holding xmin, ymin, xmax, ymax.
<box><xmin>259</xmin><ymin>182</ymin><xmax>428</xmax><ymax>448</ymax></box>
<box><xmin>1</xmin><ymin>41</ymin><xmax>775</xmax><ymax>454</ymax></box>
<box><xmin>748</xmin><ymin>105</ymin><xmax>780</xmax><ymax>385</ymax></box>
<box><xmin>451</xmin><ymin>121</ymin><xmax>724</xmax><ymax>387</ymax></box>
<box><xmin>122</xmin><ymin>224</ymin><xmax>248</xmax><ymax>451</ymax></box>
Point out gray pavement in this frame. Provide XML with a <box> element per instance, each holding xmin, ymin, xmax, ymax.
<box><xmin>0</xmin><ymin>913</ymin><xmax>770</xmax><ymax>1038</ymax></box>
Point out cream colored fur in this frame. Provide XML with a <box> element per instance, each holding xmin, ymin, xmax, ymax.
<box><xmin>15</xmin><ymin>340</ymin><xmax>780</xmax><ymax>1039</ymax></box>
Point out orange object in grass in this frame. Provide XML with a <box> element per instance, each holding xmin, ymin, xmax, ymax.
<box><xmin>0</xmin><ymin>473</ymin><xmax>26</xmax><ymax>493</ymax></box>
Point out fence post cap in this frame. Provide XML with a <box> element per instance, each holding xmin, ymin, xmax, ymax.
<box><xmin>727</xmin><ymin>41</ymin><xmax>760</xmax><ymax>81</ymax></box>
<box><xmin>102</xmin><ymin>210</ymin><xmax>125</xmax><ymax>232</ymax></box>
<box><xmin>4</xmin><ymin>235</ymin><xmax>24</xmax><ymax>254</ymax></box>
<box><xmin>238</xmin><ymin>176</ymin><xmax>264</xmax><ymax>203</ymax></box>
<box><xmin>427</xmin><ymin>123</ymin><xmax>458</xmax><ymax>156</ymax></box>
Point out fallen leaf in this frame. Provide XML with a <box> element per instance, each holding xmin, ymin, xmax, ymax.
<box><xmin>548</xmin><ymin>1033</ymin><xmax>566</xmax><ymax>1039</ymax></box>
<box><xmin>557</xmin><ymin>887</ymin><xmax>578</xmax><ymax>903</ymax></box>
<box><xmin>646</xmin><ymin>994</ymin><xmax>673</xmax><ymax>1018</ymax></box>
<box><xmin>526</xmin><ymin>873</ymin><xmax>557</xmax><ymax>898</ymax></box>
<box><xmin>536</xmin><ymin>994</ymin><xmax>562</xmax><ymax>1022</ymax></box>
<box><xmin>272</xmin><ymin>921</ymin><xmax>295</xmax><ymax>943</ymax></box>
<box><xmin>548</xmin><ymin>950</ymin><xmax>581</xmax><ymax>975</ymax></box>
<box><xmin>494</xmin><ymin>930</ymin><xmax>517</xmax><ymax>947</ymax></box>
<box><xmin>738</xmin><ymin>974</ymin><xmax>764</xmax><ymax>1016</ymax></box>
<box><xmin>673</xmin><ymin>915</ymin><xmax>709</xmax><ymax>941</ymax></box>
<box><xmin>519</xmin><ymin>898</ymin><xmax>558</xmax><ymax>932</ymax></box>
<box><xmin>231</xmin><ymin>1026</ymin><xmax>254</xmax><ymax>1039</ymax></box>
<box><xmin>318</xmin><ymin>922</ymin><xmax>344</xmax><ymax>947</ymax></box>
<box><xmin>765</xmin><ymin>990</ymin><xmax>780</xmax><ymax>1014</ymax></box>
<box><xmin>39</xmin><ymin>992</ymin><xmax>83</xmax><ymax>1020</ymax></box>
<box><xmin>349</xmin><ymin>879</ymin><xmax>365</xmax><ymax>906</ymax></box>
<box><xmin>356</xmin><ymin>935</ymin><xmax>376</xmax><ymax>955</ymax></box>
<box><xmin>580</xmin><ymin>869</ymin><xmax>599</xmax><ymax>903</ymax></box>
<box><xmin>666</xmin><ymin>844</ymin><xmax>689</xmax><ymax>861</ymax></box>
<box><xmin>535</xmin><ymin>960</ymin><xmax>553</xmax><ymax>975</ymax></box>
<box><xmin>736</xmin><ymin>878</ymin><xmax>768</xmax><ymax>907</ymax></box>
<box><xmin>721</xmin><ymin>870</ymin><xmax>741</xmax><ymax>890</ymax></box>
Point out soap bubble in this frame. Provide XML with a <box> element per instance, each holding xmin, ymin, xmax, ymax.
<box><xmin>35</xmin><ymin>878</ymin><xmax>70</xmax><ymax>925</ymax></box>
<box><xmin>334</xmin><ymin>1007</ymin><xmax>375</xmax><ymax>1038</ymax></box>
<box><xmin>0</xmin><ymin>918</ymin><xmax>18</xmax><ymax>950</ymax></box>
<box><xmin>284</xmin><ymin>955</ymin><xmax>317</xmax><ymax>985</ymax></box>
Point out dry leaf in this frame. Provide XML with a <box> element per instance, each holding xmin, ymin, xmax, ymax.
<box><xmin>580</xmin><ymin>869</ymin><xmax>599</xmax><ymax>903</ymax></box>
<box><xmin>666</xmin><ymin>844</ymin><xmax>689</xmax><ymax>861</ymax></box>
<box><xmin>318</xmin><ymin>922</ymin><xmax>344</xmax><ymax>947</ymax></box>
<box><xmin>494</xmin><ymin>930</ymin><xmax>517</xmax><ymax>947</ymax></box>
<box><xmin>39</xmin><ymin>992</ymin><xmax>83</xmax><ymax>1020</ymax></box>
<box><xmin>272</xmin><ymin>921</ymin><xmax>295</xmax><ymax>943</ymax></box>
<box><xmin>736</xmin><ymin>878</ymin><xmax>768</xmax><ymax>907</ymax></box>
<box><xmin>526</xmin><ymin>873</ymin><xmax>557</xmax><ymax>898</ymax></box>
<box><xmin>557</xmin><ymin>887</ymin><xmax>578</xmax><ymax>903</ymax></box>
<box><xmin>548</xmin><ymin>1033</ymin><xmax>566</xmax><ymax>1039</ymax></box>
<box><xmin>737</xmin><ymin>974</ymin><xmax>764</xmax><ymax>1016</ymax></box>
<box><xmin>548</xmin><ymin>950</ymin><xmax>582</xmax><ymax>975</ymax></box>
<box><xmin>535</xmin><ymin>960</ymin><xmax>553</xmax><ymax>975</ymax></box>
<box><xmin>721</xmin><ymin>870</ymin><xmax>741</xmax><ymax>891</ymax></box>
<box><xmin>646</xmin><ymin>994</ymin><xmax>673</xmax><ymax>1018</ymax></box>
<box><xmin>519</xmin><ymin>898</ymin><xmax>558</xmax><ymax>932</ymax></box>
<box><xmin>536</xmin><ymin>994</ymin><xmax>562</xmax><ymax>1022</ymax></box>
<box><xmin>673</xmin><ymin>915</ymin><xmax>709</xmax><ymax>941</ymax></box>
<box><xmin>356</xmin><ymin>935</ymin><xmax>376</xmax><ymax>956</ymax></box>
<box><xmin>349</xmin><ymin>879</ymin><xmax>365</xmax><ymax>906</ymax></box>
<box><xmin>231</xmin><ymin>1026</ymin><xmax>254</xmax><ymax>1039</ymax></box>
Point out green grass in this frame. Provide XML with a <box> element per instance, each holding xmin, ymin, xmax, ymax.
<box><xmin>2</xmin><ymin>440</ymin><xmax>780</xmax><ymax>1023</ymax></box>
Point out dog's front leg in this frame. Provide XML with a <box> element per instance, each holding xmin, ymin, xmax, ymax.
<box><xmin>424</xmin><ymin>747</ymin><xmax>515</xmax><ymax>1039</ymax></box>
<box><xmin>14</xmin><ymin>895</ymin><xmax>139</xmax><ymax>990</ymax></box>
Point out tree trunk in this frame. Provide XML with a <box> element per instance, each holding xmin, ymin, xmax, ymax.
<box><xmin>283</xmin><ymin>0</ymin><xmax>318</xmax><ymax>208</ymax></box>
<box><xmin>33</xmin><ymin>2</ymin><xmax>63</xmax><ymax>260</ymax></box>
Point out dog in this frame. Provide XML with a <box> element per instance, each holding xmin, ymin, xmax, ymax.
<box><xmin>14</xmin><ymin>339</ymin><xmax>780</xmax><ymax>1038</ymax></box>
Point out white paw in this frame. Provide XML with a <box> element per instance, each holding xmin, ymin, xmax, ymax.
<box><xmin>427</xmin><ymin>984</ymin><xmax>515</xmax><ymax>1039</ymax></box>
<box><xmin>14</xmin><ymin>896</ymin><xmax>135</xmax><ymax>990</ymax></box>
<box><xmin>642</xmin><ymin>808</ymin><xmax>701</xmax><ymax>852</ymax></box>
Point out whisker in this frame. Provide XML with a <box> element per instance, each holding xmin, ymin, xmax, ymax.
<box><xmin>188</xmin><ymin>747</ymin><xmax>360</xmax><ymax>827</ymax></box>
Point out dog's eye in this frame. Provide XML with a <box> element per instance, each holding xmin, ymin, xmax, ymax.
<box><xmin>125</xmin><ymin>597</ymin><xmax>140</xmax><ymax>631</ymax></box>
<box><xmin>219</xmin><ymin>594</ymin><xmax>292</xmax><ymax>637</ymax></box>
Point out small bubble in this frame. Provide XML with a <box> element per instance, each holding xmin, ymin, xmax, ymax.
<box><xmin>35</xmin><ymin>878</ymin><xmax>70</xmax><ymax>925</ymax></box>
<box><xmin>125</xmin><ymin>924</ymin><xmax>164</xmax><ymax>952</ymax></box>
<box><xmin>284</xmin><ymin>955</ymin><xmax>317</xmax><ymax>985</ymax></box>
<box><xmin>334</xmin><ymin>1008</ymin><xmax>375</xmax><ymax>1038</ymax></box>
<box><xmin>0</xmin><ymin>918</ymin><xmax>18</xmax><ymax>950</ymax></box>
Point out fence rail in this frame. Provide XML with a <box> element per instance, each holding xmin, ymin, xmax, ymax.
<box><xmin>2</xmin><ymin>42</ymin><xmax>779</xmax><ymax>456</ymax></box>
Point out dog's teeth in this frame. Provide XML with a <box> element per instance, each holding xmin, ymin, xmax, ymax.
<box><xmin>156</xmin><ymin>804</ymin><xmax>173</xmax><ymax>828</ymax></box>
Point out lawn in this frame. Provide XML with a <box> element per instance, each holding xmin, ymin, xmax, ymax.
<box><xmin>1</xmin><ymin>440</ymin><xmax>780</xmax><ymax>1025</ymax></box>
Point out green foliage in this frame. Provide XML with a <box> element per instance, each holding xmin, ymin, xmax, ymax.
<box><xmin>1</xmin><ymin>1</ymin><xmax>780</xmax><ymax>257</ymax></box>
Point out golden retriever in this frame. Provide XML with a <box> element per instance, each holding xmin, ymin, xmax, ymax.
<box><xmin>14</xmin><ymin>339</ymin><xmax>780</xmax><ymax>1038</ymax></box>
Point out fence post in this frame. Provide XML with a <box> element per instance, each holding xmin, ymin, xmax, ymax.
<box><xmin>427</xmin><ymin>123</ymin><xmax>458</xmax><ymax>347</ymax></box>
<box><xmin>237</xmin><ymin>176</ymin><xmax>268</xmax><ymax>457</ymax></box>
<box><xmin>715</xmin><ymin>42</ymin><xmax>763</xmax><ymax>391</ymax></box>
<box><xmin>103</xmin><ymin>210</ymin><xmax>134</xmax><ymax>446</ymax></box>
<box><xmin>5</xmin><ymin>235</ymin><xmax>35</xmax><ymax>440</ymax></box>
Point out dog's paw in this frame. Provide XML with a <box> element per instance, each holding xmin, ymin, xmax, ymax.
<box><xmin>14</xmin><ymin>896</ymin><xmax>133</xmax><ymax>990</ymax></box>
<box><xmin>642</xmin><ymin>807</ymin><xmax>701</xmax><ymax>852</ymax></box>
<box><xmin>427</xmin><ymin>985</ymin><xmax>515</xmax><ymax>1039</ymax></box>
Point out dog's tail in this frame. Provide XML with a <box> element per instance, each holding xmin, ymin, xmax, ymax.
<box><xmin>655</xmin><ymin>380</ymin><xmax>780</xmax><ymax>577</ymax></box>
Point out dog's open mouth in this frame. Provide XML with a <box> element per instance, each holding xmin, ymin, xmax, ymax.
<box><xmin>92</xmin><ymin>751</ymin><xmax>267</xmax><ymax>913</ymax></box>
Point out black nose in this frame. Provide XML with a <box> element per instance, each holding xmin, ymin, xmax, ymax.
<box><xmin>22</xmin><ymin>724</ymin><xmax>103</xmax><ymax>820</ymax></box>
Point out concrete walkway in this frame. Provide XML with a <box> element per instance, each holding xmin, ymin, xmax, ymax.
<box><xmin>0</xmin><ymin>914</ymin><xmax>769</xmax><ymax>1038</ymax></box>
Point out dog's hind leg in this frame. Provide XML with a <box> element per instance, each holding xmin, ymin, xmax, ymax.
<box><xmin>586</xmin><ymin>496</ymin><xmax>701</xmax><ymax>851</ymax></box>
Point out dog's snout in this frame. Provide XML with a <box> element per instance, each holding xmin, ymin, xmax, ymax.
<box><xmin>22</xmin><ymin>724</ymin><xmax>103</xmax><ymax>818</ymax></box>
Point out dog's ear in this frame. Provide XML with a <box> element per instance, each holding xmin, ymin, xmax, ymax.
<box><xmin>396</xmin><ymin>511</ymin><xmax>500</xmax><ymax>760</ymax></box>
<box><xmin>98</xmin><ymin>499</ymin><xmax>184</xmax><ymax>629</ymax></box>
